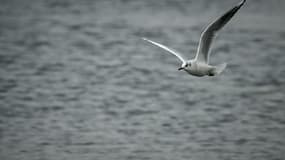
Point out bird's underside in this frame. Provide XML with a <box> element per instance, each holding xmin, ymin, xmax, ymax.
<box><xmin>183</xmin><ymin>63</ymin><xmax>214</xmax><ymax>77</ymax></box>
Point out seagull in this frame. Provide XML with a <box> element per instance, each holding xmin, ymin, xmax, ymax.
<box><xmin>142</xmin><ymin>0</ymin><xmax>246</xmax><ymax>77</ymax></box>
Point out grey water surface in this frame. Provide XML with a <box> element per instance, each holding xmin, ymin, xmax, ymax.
<box><xmin>0</xmin><ymin>0</ymin><xmax>285</xmax><ymax>160</ymax></box>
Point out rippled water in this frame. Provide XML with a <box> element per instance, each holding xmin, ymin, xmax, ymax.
<box><xmin>0</xmin><ymin>0</ymin><xmax>285</xmax><ymax>160</ymax></box>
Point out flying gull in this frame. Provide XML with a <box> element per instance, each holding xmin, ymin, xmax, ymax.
<box><xmin>143</xmin><ymin>0</ymin><xmax>246</xmax><ymax>77</ymax></box>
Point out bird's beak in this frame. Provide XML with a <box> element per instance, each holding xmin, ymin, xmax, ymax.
<box><xmin>178</xmin><ymin>67</ymin><xmax>184</xmax><ymax>71</ymax></box>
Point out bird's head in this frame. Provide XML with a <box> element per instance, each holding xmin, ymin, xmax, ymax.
<box><xmin>178</xmin><ymin>62</ymin><xmax>191</xmax><ymax>71</ymax></box>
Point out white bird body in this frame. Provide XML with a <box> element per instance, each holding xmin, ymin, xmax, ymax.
<box><xmin>142</xmin><ymin>0</ymin><xmax>246</xmax><ymax>77</ymax></box>
<box><xmin>184</xmin><ymin>61</ymin><xmax>214</xmax><ymax>77</ymax></box>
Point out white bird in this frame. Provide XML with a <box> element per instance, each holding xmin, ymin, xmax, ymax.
<box><xmin>142</xmin><ymin>0</ymin><xmax>246</xmax><ymax>77</ymax></box>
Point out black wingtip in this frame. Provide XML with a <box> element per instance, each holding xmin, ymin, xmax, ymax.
<box><xmin>240</xmin><ymin>0</ymin><xmax>246</xmax><ymax>6</ymax></box>
<box><xmin>235</xmin><ymin>0</ymin><xmax>246</xmax><ymax>10</ymax></box>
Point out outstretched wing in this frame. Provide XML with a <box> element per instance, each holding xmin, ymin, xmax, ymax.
<box><xmin>142</xmin><ymin>37</ymin><xmax>186</xmax><ymax>63</ymax></box>
<box><xmin>195</xmin><ymin>0</ymin><xmax>246</xmax><ymax>64</ymax></box>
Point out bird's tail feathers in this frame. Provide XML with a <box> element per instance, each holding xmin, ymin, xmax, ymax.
<box><xmin>214</xmin><ymin>63</ymin><xmax>227</xmax><ymax>75</ymax></box>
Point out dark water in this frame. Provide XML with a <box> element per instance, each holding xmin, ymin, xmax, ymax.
<box><xmin>0</xmin><ymin>0</ymin><xmax>285</xmax><ymax>160</ymax></box>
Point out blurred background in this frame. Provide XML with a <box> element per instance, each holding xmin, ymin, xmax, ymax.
<box><xmin>0</xmin><ymin>0</ymin><xmax>285</xmax><ymax>160</ymax></box>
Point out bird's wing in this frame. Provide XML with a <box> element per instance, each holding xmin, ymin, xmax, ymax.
<box><xmin>142</xmin><ymin>37</ymin><xmax>186</xmax><ymax>63</ymax></box>
<box><xmin>195</xmin><ymin>0</ymin><xmax>246</xmax><ymax>64</ymax></box>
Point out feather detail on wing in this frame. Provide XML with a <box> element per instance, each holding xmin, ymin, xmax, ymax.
<box><xmin>142</xmin><ymin>37</ymin><xmax>186</xmax><ymax>63</ymax></box>
<box><xmin>195</xmin><ymin>0</ymin><xmax>246</xmax><ymax>64</ymax></box>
